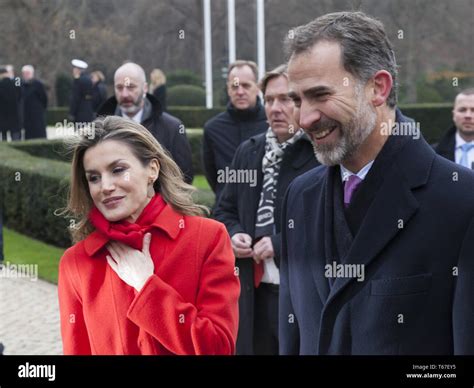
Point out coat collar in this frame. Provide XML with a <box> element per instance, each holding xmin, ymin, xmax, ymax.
<box><xmin>226</xmin><ymin>97</ymin><xmax>264</xmax><ymax>121</ymax></box>
<box><xmin>83</xmin><ymin>202</ymin><xmax>184</xmax><ymax>257</ymax></box>
<box><xmin>248</xmin><ymin>131</ymin><xmax>315</xmax><ymax>169</ymax></box>
<box><xmin>435</xmin><ymin>126</ymin><xmax>456</xmax><ymax>162</ymax></box>
<box><xmin>97</xmin><ymin>93</ymin><xmax>163</xmax><ymax>120</ymax></box>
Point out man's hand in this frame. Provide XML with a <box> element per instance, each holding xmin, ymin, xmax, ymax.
<box><xmin>253</xmin><ymin>236</ymin><xmax>274</xmax><ymax>263</ymax></box>
<box><xmin>106</xmin><ymin>233</ymin><xmax>154</xmax><ymax>292</ymax></box>
<box><xmin>231</xmin><ymin>233</ymin><xmax>253</xmax><ymax>258</ymax></box>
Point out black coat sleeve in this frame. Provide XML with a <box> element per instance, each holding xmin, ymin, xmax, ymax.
<box><xmin>270</xmin><ymin>232</ymin><xmax>282</xmax><ymax>268</ymax></box>
<box><xmin>279</xmin><ymin>184</ymin><xmax>300</xmax><ymax>355</ymax></box>
<box><xmin>172</xmin><ymin>124</ymin><xmax>194</xmax><ymax>184</ymax></box>
<box><xmin>213</xmin><ymin>144</ymin><xmax>246</xmax><ymax>237</ymax></box>
<box><xmin>202</xmin><ymin>126</ymin><xmax>218</xmax><ymax>193</ymax></box>
<box><xmin>38</xmin><ymin>82</ymin><xmax>48</xmax><ymax>109</ymax></box>
<box><xmin>69</xmin><ymin>79</ymin><xmax>80</xmax><ymax>118</ymax></box>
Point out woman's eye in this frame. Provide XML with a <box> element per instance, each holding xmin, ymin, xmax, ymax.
<box><xmin>88</xmin><ymin>175</ymin><xmax>99</xmax><ymax>183</ymax></box>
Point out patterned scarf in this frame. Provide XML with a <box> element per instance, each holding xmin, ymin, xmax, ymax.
<box><xmin>254</xmin><ymin>127</ymin><xmax>304</xmax><ymax>238</ymax></box>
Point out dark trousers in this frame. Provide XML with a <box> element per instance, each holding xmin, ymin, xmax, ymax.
<box><xmin>253</xmin><ymin>283</ymin><xmax>279</xmax><ymax>355</ymax></box>
<box><xmin>0</xmin><ymin>128</ymin><xmax>20</xmax><ymax>141</ymax></box>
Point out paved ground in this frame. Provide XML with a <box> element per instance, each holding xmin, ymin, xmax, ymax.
<box><xmin>0</xmin><ymin>276</ymin><xmax>62</xmax><ymax>355</ymax></box>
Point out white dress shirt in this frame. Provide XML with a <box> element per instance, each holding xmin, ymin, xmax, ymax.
<box><xmin>455</xmin><ymin>132</ymin><xmax>474</xmax><ymax>169</ymax></box>
<box><xmin>340</xmin><ymin>160</ymin><xmax>375</xmax><ymax>183</ymax></box>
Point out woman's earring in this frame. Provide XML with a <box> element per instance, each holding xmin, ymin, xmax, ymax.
<box><xmin>147</xmin><ymin>179</ymin><xmax>156</xmax><ymax>198</ymax></box>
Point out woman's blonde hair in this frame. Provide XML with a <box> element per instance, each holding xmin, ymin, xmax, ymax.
<box><xmin>150</xmin><ymin>68</ymin><xmax>166</xmax><ymax>92</ymax></box>
<box><xmin>91</xmin><ymin>70</ymin><xmax>105</xmax><ymax>82</ymax></box>
<box><xmin>62</xmin><ymin>115</ymin><xmax>208</xmax><ymax>243</ymax></box>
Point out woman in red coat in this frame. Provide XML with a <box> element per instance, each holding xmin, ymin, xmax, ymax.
<box><xmin>58</xmin><ymin>116</ymin><xmax>240</xmax><ymax>355</ymax></box>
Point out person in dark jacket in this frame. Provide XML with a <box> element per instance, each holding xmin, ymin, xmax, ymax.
<box><xmin>203</xmin><ymin>60</ymin><xmax>268</xmax><ymax>204</ymax></box>
<box><xmin>21</xmin><ymin>65</ymin><xmax>48</xmax><ymax>139</ymax></box>
<box><xmin>214</xmin><ymin>65</ymin><xmax>319</xmax><ymax>355</ymax></box>
<box><xmin>91</xmin><ymin>70</ymin><xmax>108</xmax><ymax>114</ymax></box>
<box><xmin>0</xmin><ymin>67</ymin><xmax>21</xmax><ymax>141</ymax></box>
<box><xmin>150</xmin><ymin>68</ymin><xmax>167</xmax><ymax>112</ymax></box>
<box><xmin>69</xmin><ymin>59</ymin><xmax>94</xmax><ymax>124</ymax></box>
<box><xmin>435</xmin><ymin>88</ymin><xmax>474</xmax><ymax>169</ymax></box>
<box><xmin>98</xmin><ymin>62</ymin><xmax>193</xmax><ymax>183</ymax></box>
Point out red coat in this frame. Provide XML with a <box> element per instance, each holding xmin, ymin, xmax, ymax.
<box><xmin>58</xmin><ymin>203</ymin><xmax>240</xmax><ymax>355</ymax></box>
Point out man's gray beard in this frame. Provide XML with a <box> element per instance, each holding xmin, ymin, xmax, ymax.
<box><xmin>312</xmin><ymin>93</ymin><xmax>377</xmax><ymax>166</ymax></box>
<box><xmin>119</xmin><ymin>92</ymin><xmax>145</xmax><ymax>115</ymax></box>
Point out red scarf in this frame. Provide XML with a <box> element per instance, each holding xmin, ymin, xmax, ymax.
<box><xmin>88</xmin><ymin>194</ymin><xmax>166</xmax><ymax>250</ymax></box>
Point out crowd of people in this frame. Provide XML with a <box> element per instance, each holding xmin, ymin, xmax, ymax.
<box><xmin>2</xmin><ymin>10</ymin><xmax>474</xmax><ymax>356</ymax></box>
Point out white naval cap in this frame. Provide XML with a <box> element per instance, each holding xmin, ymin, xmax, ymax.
<box><xmin>71</xmin><ymin>59</ymin><xmax>88</xmax><ymax>69</ymax></box>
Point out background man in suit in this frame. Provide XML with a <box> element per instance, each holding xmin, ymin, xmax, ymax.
<box><xmin>202</xmin><ymin>60</ymin><xmax>268</xmax><ymax>204</ymax></box>
<box><xmin>214</xmin><ymin>65</ymin><xmax>318</xmax><ymax>354</ymax></box>
<box><xmin>435</xmin><ymin>88</ymin><xmax>474</xmax><ymax>169</ymax></box>
<box><xmin>279</xmin><ymin>11</ymin><xmax>474</xmax><ymax>355</ymax></box>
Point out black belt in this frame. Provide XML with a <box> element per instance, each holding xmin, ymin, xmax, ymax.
<box><xmin>259</xmin><ymin>282</ymin><xmax>280</xmax><ymax>292</ymax></box>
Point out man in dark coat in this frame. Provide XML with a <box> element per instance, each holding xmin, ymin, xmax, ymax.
<box><xmin>214</xmin><ymin>65</ymin><xmax>319</xmax><ymax>355</ymax></box>
<box><xmin>69</xmin><ymin>59</ymin><xmax>94</xmax><ymax>124</ymax></box>
<box><xmin>21</xmin><ymin>65</ymin><xmax>48</xmax><ymax>139</ymax></box>
<box><xmin>435</xmin><ymin>88</ymin><xmax>474</xmax><ymax>169</ymax></box>
<box><xmin>98</xmin><ymin>62</ymin><xmax>193</xmax><ymax>183</ymax></box>
<box><xmin>202</xmin><ymin>60</ymin><xmax>267</xmax><ymax>204</ymax></box>
<box><xmin>0</xmin><ymin>67</ymin><xmax>21</xmax><ymax>141</ymax></box>
<box><xmin>280</xmin><ymin>11</ymin><xmax>474</xmax><ymax>355</ymax></box>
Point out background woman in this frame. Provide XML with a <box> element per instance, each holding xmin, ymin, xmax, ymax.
<box><xmin>149</xmin><ymin>68</ymin><xmax>167</xmax><ymax>112</ymax></box>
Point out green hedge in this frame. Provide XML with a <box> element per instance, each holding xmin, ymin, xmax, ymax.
<box><xmin>9</xmin><ymin>139</ymin><xmax>70</xmax><ymax>162</ymax></box>
<box><xmin>167</xmin><ymin>85</ymin><xmax>206</xmax><ymax>107</ymax></box>
<box><xmin>398</xmin><ymin>103</ymin><xmax>453</xmax><ymax>144</ymax></box>
<box><xmin>47</xmin><ymin>107</ymin><xmax>225</xmax><ymax>129</ymax></box>
<box><xmin>0</xmin><ymin>143</ymin><xmax>72</xmax><ymax>247</ymax></box>
<box><xmin>168</xmin><ymin>107</ymin><xmax>224</xmax><ymax>129</ymax></box>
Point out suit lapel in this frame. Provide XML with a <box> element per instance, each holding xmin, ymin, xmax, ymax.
<box><xmin>303</xmin><ymin>169</ymin><xmax>331</xmax><ymax>304</ymax></box>
<box><xmin>247</xmin><ymin>138</ymin><xmax>266</xmax><ymax>236</ymax></box>
<box><xmin>324</xmin><ymin>135</ymin><xmax>435</xmax><ymax>307</ymax></box>
<box><xmin>325</xmin><ymin>164</ymin><xmax>419</xmax><ymax>305</ymax></box>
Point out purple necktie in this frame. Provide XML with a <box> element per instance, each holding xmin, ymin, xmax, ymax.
<box><xmin>344</xmin><ymin>175</ymin><xmax>362</xmax><ymax>208</ymax></box>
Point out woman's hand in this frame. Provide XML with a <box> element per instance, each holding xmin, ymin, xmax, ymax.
<box><xmin>106</xmin><ymin>233</ymin><xmax>154</xmax><ymax>292</ymax></box>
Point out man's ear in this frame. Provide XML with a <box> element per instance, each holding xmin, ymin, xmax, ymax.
<box><xmin>371</xmin><ymin>70</ymin><xmax>393</xmax><ymax>107</ymax></box>
<box><xmin>143</xmin><ymin>82</ymin><xmax>148</xmax><ymax>94</ymax></box>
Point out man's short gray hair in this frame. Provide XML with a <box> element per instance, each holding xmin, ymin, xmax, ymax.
<box><xmin>259</xmin><ymin>64</ymin><xmax>288</xmax><ymax>95</ymax></box>
<box><xmin>228</xmin><ymin>60</ymin><xmax>258</xmax><ymax>82</ymax></box>
<box><xmin>457</xmin><ymin>88</ymin><xmax>474</xmax><ymax>96</ymax></box>
<box><xmin>285</xmin><ymin>11</ymin><xmax>398</xmax><ymax>108</ymax></box>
